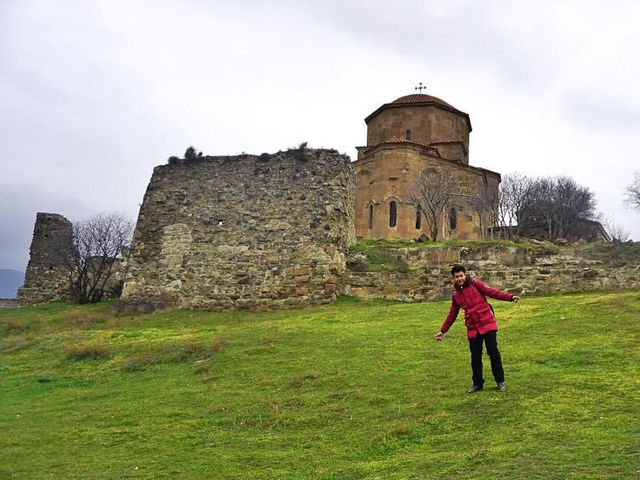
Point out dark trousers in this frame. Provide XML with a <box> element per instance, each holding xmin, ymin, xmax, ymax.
<box><xmin>468</xmin><ymin>330</ymin><xmax>504</xmax><ymax>386</ymax></box>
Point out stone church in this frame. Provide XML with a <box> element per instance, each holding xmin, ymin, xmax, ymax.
<box><xmin>353</xmin><ymin>92</ymin><xmax>501</xmax><ymax>240</ymax></box>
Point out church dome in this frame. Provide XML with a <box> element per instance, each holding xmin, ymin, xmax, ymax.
<box><xmin>365</xmin><ymin>92</ymin><xmax>471</xmax><ymax>132</ymax></box>
<box><xmin>390</xmin><ymin>94</ymin><xmax>458</xmax><ymax>111</ymax></box>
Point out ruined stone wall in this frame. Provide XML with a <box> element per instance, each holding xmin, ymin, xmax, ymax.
<box><xmin>121</xmin><ymin>148</ymin><xmax>355</xmax><ymax>310</ymax></box>
<box><xmin>0</xmin><ymin>299</ymin><xmax>18</xmax><ymax>309</ymax></box>
<box><xmin>17</xmin><ymin>213</ymin><xmax>73</xmax><ymax>305</ymax></box>
<box><xmin>344</xmin><ymin>244</ymin><xmax>640</xmax><ymax>301</ymax></box>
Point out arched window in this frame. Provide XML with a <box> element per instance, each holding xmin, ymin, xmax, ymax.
<box><xmin>389</xmin><ymin>201</ymin><xmax>397</xmax><ymax>228</ymax></box>
<box><xmin>415</xmin><ymin>204</ymin><xmax>421</xmax><ymax>229</ymax></box>
<box><xmin>449</xmin><ymin>208</ymin><xmax>457</xmax><ymax>230</ymax></box>
<box><xmin>405</xmin><ymin>129</ymin><xmax>412</xmax><ymax>140</ymax></box>
<box><xmin>368</xmin><ymin>204</ymin><xmax>374</xmax><ymax>229</ymax></box>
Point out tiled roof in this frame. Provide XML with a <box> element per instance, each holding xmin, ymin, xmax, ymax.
<box><xmin>428</xmin><ymin>141</ymin><xmax>468</xmax><ymax>154</ymax></box>
<box><xmin>365</xmin><ymin>94</ymin><xmax>471</xmax><ymax>131</ymax></box>
<box><xmin>382</xmin><ymin>136</ymin><xmax>432</xmax><ymax>147</ymax></box>
<box><xmin>390</xmin><ymin>94</ymin><xmax>458</xmax><ymax>110</ymax></box>
<box><xmin>359</xmin><ymin>138</ymin><xmax>442</xmax><ymax>157</ymax></box>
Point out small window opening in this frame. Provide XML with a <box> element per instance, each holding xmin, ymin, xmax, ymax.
<box><xmin>449</xmin><ymin>208</ymin><xmax>457</xmax><ymax>230</ymax></box>
<box><xmin>389</xmin><ymin>201</ymin><xmax>397</xmax><ymax>228</ymax></box>
<box><xmin>415</xmin><ymin>205</ymin><xmax>422</xmax><ymax>229</ymax></box>
<box><xmin>368</xmin><ymin>204</ymin><xmax>374</xmax><ymax>229</ymax></box>
<box><xmin>405</xmin><ymin>129</ymin><xmax>412</xmax><ymax>140</ymax></box>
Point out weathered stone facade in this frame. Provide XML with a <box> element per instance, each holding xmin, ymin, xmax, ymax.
<box><xmin>354</xmin><ymin>94</ymin><xmax>500</xmax><ymax>240</ymax></box>
<box><xmin>344</xmin><ymin>244</ymin><xmax>640</xmax><ymax>301</ymax></box>
<box><xmin>121</xmin><ymin>148</ymin><xmax>355</xmax><ymax>310</ymax></box>
<box><xmin>17</xmin><ymin>213</ymin><xmax>73</xmax><ymax>305</ymax></box>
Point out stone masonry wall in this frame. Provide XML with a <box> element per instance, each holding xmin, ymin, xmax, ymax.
<box><xmin>121</xmin><ymin>148</ymin><xmax>355</xmax><ymax>310</ymax></box>
<box><xmin>0</xmin><ymin>299</ymin><xmax>18</xmax><ymax>309</ymax></box>
<box><xmin>344</xmin><ymin>244</ymin><xmax>640</xmax><ymax>301</ymax></box>
<box><xmin>17</xmin><ymin>213</ymin><xmax>74</xmax><ymax>305</ymax></box>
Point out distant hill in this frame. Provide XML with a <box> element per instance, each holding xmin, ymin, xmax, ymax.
<box><xmin>0</xmin><ymin>269</ymin><xmax>25</xmax><ymax>298</ymax></box>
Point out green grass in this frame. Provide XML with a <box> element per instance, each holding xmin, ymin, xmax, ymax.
<box><xmin>1</xmin><ymin>292</ymin><xmax>639</xmax><ymax>479</ymax></box>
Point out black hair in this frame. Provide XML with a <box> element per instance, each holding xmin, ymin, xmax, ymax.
<box><xmin>450</xmin><ymin>264</ymin><xmax>466</xmax><ymax>275</ymax></box>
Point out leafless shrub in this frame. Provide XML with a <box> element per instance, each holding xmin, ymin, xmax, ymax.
<box><xmin>65</xmin><ymin>213</ymin><xmax>133</xmax><ymax>304</ymax></box>
<box><xmin>466</xmin><ymin>184</ymin><xmax>499</xmax><ymax>239</ymax></box>
<box><xmin>601</xmin><ymin>215</ymin><xmax>631</xmax><ymax>242</ymax></box>
<box><xmin>624</xmin><ymin>171</ymin><xmax>640</xmax><ymax>211</ymax></box>
<box><xmin>498</xmin><ymin>173</ymin><xmax>598</xmax><ymax>241</ymax></box>
<box><xmin>407</xmin><ymin>169</ymin><xmax>460</xmax><ymax>241</ymax></box>
<box><xmin>498</xmin><ymin>173</ymin><xmax>533</xmax><ymax>238</ymax></box>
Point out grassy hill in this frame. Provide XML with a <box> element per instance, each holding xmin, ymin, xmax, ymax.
<box><xmin>1</xmin><ymin>291</ymin><xmax>639</xmax><ymax>479</ymax></box>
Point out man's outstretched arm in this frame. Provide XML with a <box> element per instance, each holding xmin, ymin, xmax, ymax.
<box><xmin>474</xmin><ymin>279</ymin><xmax>520</xmax><ymax>303</ymax></box>
<box><xmin>435</xmin><ymin>301</ymin><xmax>459</xmax><ymax>341</ymax></box>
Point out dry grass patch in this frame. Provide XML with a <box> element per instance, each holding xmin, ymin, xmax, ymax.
<box><xmin>0</xmin><ymin>334</ymin><xmax>36</xmax><ymax>352</ymax></box>
<box><xmin>65</xmin><ymin>342</ymin><xmax>110</xmax><ymax>360</ymax></box>
<box><xmin>1</xmin><ymin>318</ymin><xmax>30</xmax><ymax>333</ymax></box>
<box><xmin>120</xmin><ymin>336</ymin><xmax>228</xmax><ymax>372</ymax></box>
<box><xmin>291</xmin><ymin>371</ymin><xmax>320</xmax><ymax>388</ymax></box>
<box><xmin>65</xmin><ymin>310</ymin><xmax>110</xmax><ymax>327</ymax></box>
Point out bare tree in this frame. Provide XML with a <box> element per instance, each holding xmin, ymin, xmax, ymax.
<box><xmin>500</xmin><ymin>174</ymin><xmax>597</xmax><ymax>241</ymax></box>
<box><xmin>550</xmin><ymin>176</ymin><xmax>597</xmax><ymax>238</ymax></box>
<box><xmin>601</xmin><ymin>215</ymin><xmax>630</xmax><ymax>242</ymax></box>
<box><xmin>497</xmin><ymin>173</ymin><xmax>533</xmax><ymax>238</ymax></box>
<box><xmin>625</xmin><ymin>171</ymin><xmax>640</xmax><ymax>211</ymax></box>
<box><xmin>466</xmin><ymin>184</ymin><xmax>499</xmax><ymax>239</ymax></box>
<box><xmin>407</xmin><ymin>169</ymin><xmax>459</xmax><ymax>241</ymax></box>
<box><xmin>526</xmin><ymin>177</ymin><xmax>556</xmax><ymax>238</ymax></box>
<box><xmin>66</xmin><ymin>213</ymin><xmax>133</xmax><ymax>304</ymax></box>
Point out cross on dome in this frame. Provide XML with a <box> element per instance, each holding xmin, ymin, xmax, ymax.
<box><xmin>414</xmin><ymin>82</ymin><xmax>427</xmax><ymax>93</ymax></box>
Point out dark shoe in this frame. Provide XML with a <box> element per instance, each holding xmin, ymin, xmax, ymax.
<box><xmin>467</xmin><ymin>385</ymin><xmax>483</xmax><ymax>394</ymax></box>
<box><xmin>497</xmin><ymin>382</ymin><xmax>506</xmax><ymax>391</ymax></box>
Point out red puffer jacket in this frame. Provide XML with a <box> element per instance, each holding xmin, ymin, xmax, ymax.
<box><xmin>440</xmin><ymin>277</ymin><xmax>515</xmax><ymax>339</ymax></box>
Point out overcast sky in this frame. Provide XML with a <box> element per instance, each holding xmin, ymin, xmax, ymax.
<box><xmin>2</xmin><ymin>0</ymin><xmax>640</xmax><ymax>271</ymax></box>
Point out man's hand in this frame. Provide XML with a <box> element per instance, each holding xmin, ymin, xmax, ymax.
<box><xmin>434</xmin><ymin>331</ymin><xmax>445</xmax><ymax>341</ymax></box>
<box><xmin>512</xmin><ymin>296</ymin><xmax>521</xmax><ymax>303</ymax></box>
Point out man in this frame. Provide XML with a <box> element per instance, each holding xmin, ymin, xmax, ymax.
<box><xmin>435</xmin><ymin>264</ymin><xmax>520</xmax><ymax>393</ymax></box>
